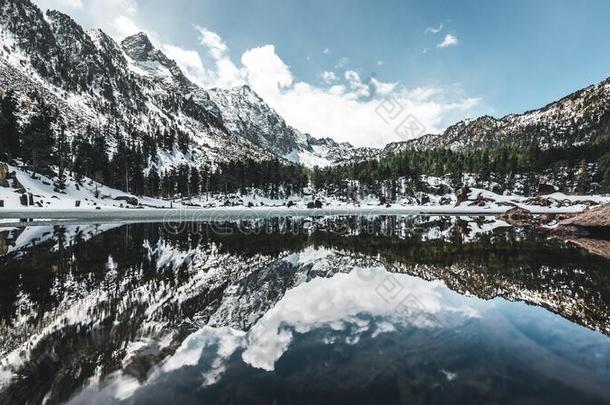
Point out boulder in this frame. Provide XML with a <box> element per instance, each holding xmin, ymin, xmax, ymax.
<box><xmin>416</xmin><ymin>194</ymin><xmax>430</xmax><ymax>205</ymax></box>
<box><xmin>12</xmin><ymin>177</ymin><xmax>25</xmax><ymax>192</ymax></box>
<box><xmin>114</xmin><ymin>196</ymin><xmax>139</xmax><ymax>206</ymax></box>
<box><xmin>0</xmin><ymin>163</ymin><xmax>9</xmax><ymax>187</ymax></box>
<box><xmin>454</xmin><ymin>186</ymin><xmax>471</xmax><ymax>207</ymax></box>
<box><xmin>307</xmin><ymin>200</ymin><xmax>324</xmax><ymax>209</ymax></box>
<box><xmin>537</xmin><ymin>183</ymin><xmax>556</xmax><ymax>196</ymax></box>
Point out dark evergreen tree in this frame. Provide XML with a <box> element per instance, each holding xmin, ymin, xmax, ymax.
<box><xmin>0</xmin><ymin>90</ymin><xmax>20</xmax><ymax>159</ymax></box>
<box><xmin>190</xmin><ymin>166</ymin><xmax>201</xmax><ymax>196</ymax></box>
<box><xmin>147</xmin><ymin>169</ymin><xmax>160</xmax><ymax>197</ymax></box>
<box><xmin>55</xmin><ymin>124</ymin><xmax>69</xmax><ymax>191</ymax></box>
<box><xmin>22</xmin><ymin>102</ymin><xmax>56</xmax><ymax>177</ymax></box>
<box><xmin>176</xmin><ymin>164</ymin><xmax>190</xmax><ymax>196</ymax></box>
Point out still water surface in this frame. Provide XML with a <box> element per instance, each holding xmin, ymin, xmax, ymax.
<box><xmin>0</xmin><ymin>216</ymin><xmax>609</xmax><ymax>404</ymax></box>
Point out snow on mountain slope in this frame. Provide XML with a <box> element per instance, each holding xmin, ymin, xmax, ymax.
<box><xmin>208</xmin><ymin>85</ymin><xmax>307</xmax><ymax>156</ymax></box>
<box><xmin>0</xmin><ymin>0</ymin><xmax>276</xmax><ymax>170</ymax></box>
<box><xmin>0</xmin><ymin>164</ymin><xmax>173</xmax><ymax>210</ymax></box>
<box><xmin>386</xmin><ymin>77</ymin><xmax>610</xmax><ymax>154</ymax></box>
<box><xmin>208</xmin><ymin>85</ymin><xmax>374</xmax><ymax>167</ymax></box>
<box><xmin>0</xmin><ymin>0</ymin><xmax>378</xmax><ymax>171</ymax></box>
<box><xmin>208</xmin><ymin>85</ymin><xmax>378</xmax><ymax>167</ymax></box>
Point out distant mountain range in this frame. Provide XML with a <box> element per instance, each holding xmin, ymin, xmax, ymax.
<box><xmin>0</xmin><ymin>0</ymin><xmax>375</xmax><ymax>168</ymax></box>
<box><xmin>1</xmin><ymin>0</ymin><xmax>609</xmax><ymax>171</ymax></box>
<box><xmin>384</xmin><ymin>77</ymin><xmax>610</xmax><ymax>155</ymax></box>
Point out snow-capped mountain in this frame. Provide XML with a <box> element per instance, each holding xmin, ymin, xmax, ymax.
<box><xmin>0</xmin><ymin>0</ymin><xmax>371</xmax><ymax>169</ymax></box>
<box><xmin>2</xmin><ymin>0</ymin><xmax>609</xmax><ymax>174</ymax></box>
<box><xmin>0</xmin><ymin>0</ymin><xmax>274</xmax><ymax>167</ymax></box>
<box><xmin>208</xmin><ymin>85</ymin><xmax>378</xmax><ymax>167</ymax></box>
<box><xmin>385</xmin><ymin>77</ymin><xmax>610</xmax><ymax>154</ymax></box>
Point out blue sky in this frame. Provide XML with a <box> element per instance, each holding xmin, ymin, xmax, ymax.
<box><xmin>34</xmin><ymin>0</ymin><xmax>610</xmax><ymax>146</ymax></box>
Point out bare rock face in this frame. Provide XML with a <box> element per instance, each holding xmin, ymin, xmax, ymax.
<box><xmin>114</xmin><ymin>196</ymin><xmax>139</xmax><ymax>206</ymax></box>
<box><xmin>562</xmin><ymin>203</ymin><xmax>610</xmax><ymax>229</ymax></box>
<box><xmin>553</xmin><ymin>204</ymin><xmax>610</xmax><ymax>260</ymax></box>
<box><xmin>454</xmin><ymin>186</ymin><xmax>471</xmax><ymax>207</ymax></box>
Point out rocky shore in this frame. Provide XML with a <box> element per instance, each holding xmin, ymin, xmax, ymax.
<box><xmin>552</xmin><ymin>204</ymin><xmax>610</xmax><ymax>260</ymax></box>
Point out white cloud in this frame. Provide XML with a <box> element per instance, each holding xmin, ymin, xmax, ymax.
<box><xmin>196</xmin><ymin>26</ymin><xmax>229</xmax><ymax>60</ymax></box>
<box><xmin>241</xmin><ymin>45</ymin><xmax>293</xmax><ymax>93</ymax></box>
<box><xmin>162</xmin><ymin>44</ymin><xmax>208</xmax><ymax>86</ymax></box>
<box><xmin>190</xmin><ymin>29</ymin><xmax>479</xmax><ymax>147</ymax></box>
<box><xmin>34</xmin><ymin>0</ymin><xmax>141</xmax><ymax>40</ymax></box>
<box><xmin>242</xmin><ymin>263</ymin><xmax>479</xmax><ymax>371</ymax></box>
<box><xmin>425</xmin><ymin>23</ymin><xmax>443</xmax><ymax>34</ymax></box>
<box><xmin>32</xmin><ymin>1</ymin><xmax>480</xmax><ymax>148</ymax></box>
<box><xmin>438</xmin><ymin>34</ymin><xmax>459</xmax><ymax>48</ymax></box>
<box><xmin>323</xmin><ymin>48</ymin><xmax>330</xmax><ymax>55</ymax></box>
<box><xmin>321</xmin><ymin>71</ymin><xmax>337</xmax><ymax>84</ymax></box>
<box><xmin>370</xmin><ymin>77</ymin><xmax>397</xmax><ymax>96</ymax></box>
<box><xmin>111</xmin><ymin>14</ymin><xmax>141</xmax><ymax>39</ymax></box>
<box><xmin>344</xmin><ymin>70</ymin><xmax>370</xmax><ymax>98</ymax></box>
<box><xmin>196</xmin><ymin>26</ymin><xmax>245</xmax><ymax>88</ymax></box>
<box><xmin>377</xmin><ymin>60</ymin><xmax>384</xmax><ymax>66</ymax></box>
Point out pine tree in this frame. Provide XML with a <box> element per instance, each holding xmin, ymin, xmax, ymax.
<box><xmin>176</xmin><ymin>164</ymin><xmax>190</xmax><ymax>196</ymax></box>
<box><xmin>177</xmin><ymin>130</ymin><xmax>190</xmax><ymax>154</ymax></box>
<box><xmin>55</xmin><ymin>124</ymin><xmax>69</xmax><ymax>191</ymax></box>
<box><xmin>575</xmin><ymin>160</ymin><xmax>592</xmax><ymax>193</ymax></box>
<box><xmin>0</xmin><ymin>90</ymin><xmax>20</xmax><ymax>159</ymax></box>
<box><xmin>91</xmin><ymin>130</ymin><xmax>110</xmax><ymax>184</ymax></box>
<box><xmin>131</xmin><ymin>144</ymin><xmax>145</xmax><ymax>195</ymax></box>
<box><xmin>147</xmin><ymin>169</ymin><xmax>160</xmax><ymax>197</ymax></box>
<box><xmin>22</xmin><ymin>103</ymin><xmax>56</xmax><ymax>177</ymax></box>
<box><xmin>190</xmin><ymin>166</ymin><xmax>201</xmax><ymax>196</ymax></box>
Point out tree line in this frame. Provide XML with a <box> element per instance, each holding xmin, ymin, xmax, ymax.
<box><xmin>0</xmin><ymin>90</ymin><xmax>310</xmax><ymax>199</ymax></box>
<box><xmin>312</xmin><ymin>140</ymin><xmax>610</xmax><ymax>198</ymax></box>
<box><xmin>2</xmin><ymin>89</ymin><xmax>609</xmax><ymax>200</ymax></box>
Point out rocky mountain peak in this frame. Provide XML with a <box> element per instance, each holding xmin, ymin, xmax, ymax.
<box><xmin>121</xmin><ymin>31</ymin><xmax>177</xmax><ymax>71</ymax></box>
<box><xmin>121</xmin><ymin>32</ymin><xmax>156</xmax><ymax>61</ymax></box>
<box><xmin>121</xmin><ymin>31</ymin><xmax>193</xmax><ymax>90</ymax></box>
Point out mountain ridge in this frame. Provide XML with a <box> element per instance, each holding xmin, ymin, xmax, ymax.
<box><xmin>1</xmin><ymin>0</ymin><xmax>610</xmax><ymax>174</ymax></box>
<box><xmin>0</xmin><ymin>0</ymin><xmax>366</xmax><ymax>169</ymax></box>
<box><xmin>384</xmin><ymin>76</ymin><xmax>610</xmax><ymax>155</ymax></box>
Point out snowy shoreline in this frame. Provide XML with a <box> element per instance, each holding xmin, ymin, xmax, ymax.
<box><xmin>0</xmin><ymin>205</ymin><xmax>588</xmax><ymax>223</ymax></box>
<box><xmin>2</xmin><ymin>163</ymin><xmax>608</xmax><ymax>226</ymax></box>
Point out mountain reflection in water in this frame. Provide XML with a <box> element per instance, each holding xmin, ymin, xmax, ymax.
<box><xmin>0</xmin><ymin>216</ymin><xmax>609</xmax><ymax>405</ymax></box>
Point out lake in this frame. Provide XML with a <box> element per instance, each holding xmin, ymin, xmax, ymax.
<box><xmin>0</xmin><ymin>216</ymin><xmax>609</xmax><ymax>404</ymax></box>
